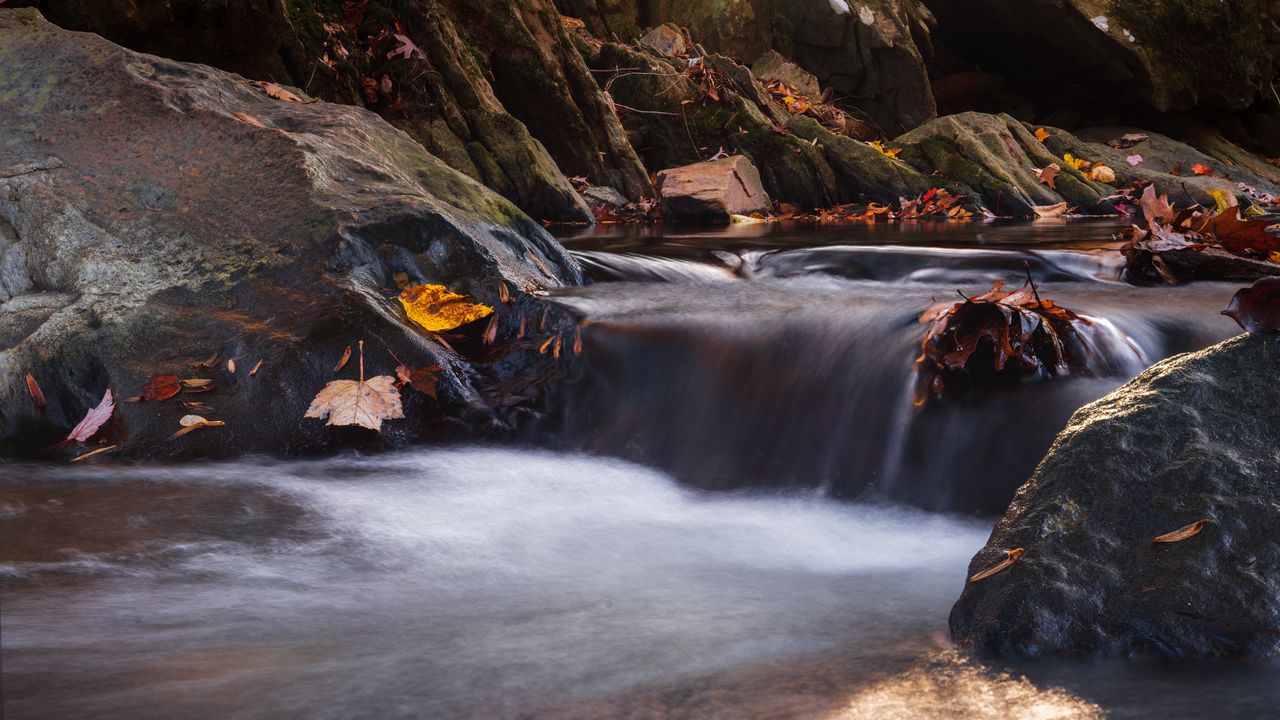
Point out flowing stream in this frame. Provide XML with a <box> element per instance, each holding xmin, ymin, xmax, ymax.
<box><xmin>3</xmin><ymin>221</ymin><xmax>1278</xmax><ymax>719</ymax></box>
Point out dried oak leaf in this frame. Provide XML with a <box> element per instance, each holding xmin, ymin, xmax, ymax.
<box><xmin>388</xmin><ymin>33</ymin><xmax>426</xmax><ymax>61</ymax></box>
<box><xmin>1036</xmin><ymin>163</ymin><xmax>1060</xmax><ymax>190</ymax></box>
<box><xmin>395</xmin><ymin>364</ymin><xmax>440</xmax><ymax>399</ymax></box>
<box><xmin>1139</xmin><ymin>184</ymin><xmax>1174</xmax><ymax>226</ymax></box>
<box><xmin>258</xmin><ymin>82</ymin><xmax>308</xmax><ymax>103</ymax></box>
<box><xmin>1223</xmin><ymin>276</ymin><xmax>1280</xmax><ymax>334</ymax></box>
<box><xmin>398</xmin><ymin>284</ymin><xmax>494</xmax><ymax>332</ymax></box>
<box><xmin>1198</xmin><ymin>209</ymin><xmax>1280</xmax><ymax>254</ymax></box>
<box><xmin>142</xmin><ymin>374</ymin><xmax>181</xmax><ymax>401</ymax></box>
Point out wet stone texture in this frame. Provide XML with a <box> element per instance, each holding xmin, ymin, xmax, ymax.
<box><xmin>951</xmin><ymin>333</ymin><xmax>1280</xmax><ymax>659</ymax></box>
<box><xmin>0</xmin><ymin>9</ymin><xmax>582</xmax><ymax>459</ymax></box>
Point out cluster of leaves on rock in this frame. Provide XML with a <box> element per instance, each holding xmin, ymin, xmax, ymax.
<box><xmin>1119</xmin><ymin>182</ymin><xmax>1280</xmax><ymax>283</ymax></box>
<box><xmin>913</xmin><ymin>270</ymin><xmax>1091</xmax><ymax>406</ymax></box>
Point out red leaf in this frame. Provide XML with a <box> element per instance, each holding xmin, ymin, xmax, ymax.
<box><xmin>1192</xmin><ymin>163</ymin><xmax>1213</xmax><ymax>176</ymax></box>
<box><xmin>1222</xmin><ymin>276</ymin><xmax>1280</xmax><ymax>334</ymax></box>
<box><xmin>66</xmin><ymin>389</ymin><xmax>115</xmax><ymax>443</ymax></box>
<box><xmin>142</xmin><ymin>374</ymin><xmax>181</xmax><ymax>401</ymax></box>
<box><xmin>26</xmin><ymin>374</ymin><xmax>45</xmax><ymax>409</ymax></box>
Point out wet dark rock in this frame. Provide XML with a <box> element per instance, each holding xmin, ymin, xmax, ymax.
<box><xmin>657</xmin><ymin>156</ymin><xmax>771</xmax><ymax>223</ymax></box>
<box><xmin>0</xmin><ymin>9</ymin><xmax>580</xmax><ymax>458</ymax></box>
<box><xmin>951</xmin><ymin>333</ymin><xmax>1280</xmax><ymax>658</ymax></box>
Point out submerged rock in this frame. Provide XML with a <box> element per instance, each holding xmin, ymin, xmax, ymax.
<box><xmin>951</xmin><ymin>333</ymin><xmax>1280</xmax><ymax>659</ymax></box>
<box><xmin>0</xmin><ymin>9</ymin><xmax>579</xmax><ymax>458</ymax></box>
<box><xmin>657</xmin><ymin>156</ymin><xmax>771</xmax><ymax>223</ymax></box>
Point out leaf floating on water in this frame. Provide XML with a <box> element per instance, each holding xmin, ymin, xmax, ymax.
<box><xmin>1153</xmin><ymin>519</ymin><xmax>1211</xmax><ymax>543</ymax></box>
<box><xmin>1222</xmin><ymin>276</ymin><xmax>1280</xmax><ymax>334</ymax></box>
<box><xmin>26</xmin><ymin>373</ymin><xmax>45</xmax><ymax>409</ymax></box>
<box><xmin>71</xmin><ymin>444</ymin><xmax>118</xmax><ymax>463</ymax></box>
<box><xmin>969</xmin><ymin>548</ymin><xmax>1024</xmax><ymax>582</ymax></box>
<box><xmin>335</xmin><ymin>345</ymin><xmax>353</xmax><ymax>373</ymax></box>
<box><xmin>143</xmin><ymin>374</ymin><xmax>182</xmax><ymax>401</ymax></box>
<box><xmin>305</xmin><ymin>341</ymin><xmax>404</xmax><ymax>431</ymax></box>
<box><xmin>398</xmin><ymin>284</ymin><xmax>494</xmax><ymax>333</ymax></box>
<box><xmin>66</xmin><ymin>389</ymin><xmax>114</xmax><ymax>444</ymax></box>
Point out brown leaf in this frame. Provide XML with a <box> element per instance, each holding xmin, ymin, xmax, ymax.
<box><xmin>227</xmin><ymin>358</ymin><xmax>237</xmax><ymax>374</ymax></box>
<box><xmin>305</xmin><ymin>341</ymin><xmax>404</xmax><ymax>431</ymax></box>
<box><xmin>198</xmin><ymin>353</ymin><xmax>219</xmax><ymax>368</ymax></box>
<box><xmin>249</xmin><ymin>359</ymin><xmax>264</xmax><ymax>377</ymax></box>
<box><xmin>498</xmin><ymin>281</ymin><xmax>511</xmax><ymax>304</ymax></box>
<box><xmin>26</xmin><ymin>373</ymin><xmax>45</xmax><ymax>409</ymax></box>
<box><xmin>1199</xmin><ymin>210</ymin><xmax>1280</xmax><ymax>254</ymax></box>
<box><xmin>395</xmin><ymin>364</ymin><xmax>440</xmax><ymax>399</ymax></box>
<box><xmin>181</xmin><ymin>378</ymin><xmax>214</xmax><ymax>389</ymax></box>
<box><xmin>573</xmin><ymin>326</ymin><xmax>583</xmax><ymax>356</ymax></box>
<box><xmin>969</xmin><ymin>548</ymin><xmax>1024</xmax><ymax>582</ymax></box>
<box><xmin>1222</xmin><ymin>276</ymin><xmax>1280</xmax><ymax>334</ymax></box>
<box><xmin>143</xmin><ymin>374</ymin><xmax>182</xmax><ymax>401</ymax></box>
<box><xmin>65</xmin><ymin>389</ymin><xmax>114</xmax><ymax>444</ymax></box>
<box><xmin>169</xmin><ymin>416</ymin><xmax>227</xmax><ymax>440</ymax></box>
<box><xmin>71</xmin><ymin>444</ymin><xmax>118</xmax><ymax>463</ymax></box>
<box><xmin>1036</xmin><ymin>163</ymin><xmax>1060</xmax><ymax>190</ymax></box>
<box><xmin>1032</xmin><ymin>201</ymin><xmax>1068</xmax><ymax>218</ymax></box>
<box><xmin>539</xmin><ymin>336</ymin><xmax>555</xmax><ymax>354</ymax></box>
<box><xmin>1106</xmin><ymin>132</ymin><xmax>1148</xmax><ymax>149</ymax></box>
<box><xmin>232</xmin><ymin>111</ymin><xmax>267</xmax><ymax>128</ymax></box>
<box><xmin>1153</xmin><ymin>519</ymin><xmax>1211</xmax><ymax>543</ymax></box>
<box><xmin>1139</xmin><ymin>184</ymin><xmax>1175</xmax><ymax>226</ymax></box>
<box><xmin>259</xmin><ymin>82</ymin><xmax>308</xmax><ymax>103</ymax></box>
<box><xmin>335</xmin><ymin>345</ymin><xmax>353</xmax><ymax>373</ymax></box>
<box><xmin>483</xmin><ymin>313</ymin><xmax>499</xmax><ymax>345</ymax></box>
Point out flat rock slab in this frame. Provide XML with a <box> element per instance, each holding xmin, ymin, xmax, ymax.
<box><xmin>952</xmin><ymin>333</ymin><xmax>1280</xmax><ymax>659</ymax></box>
<box><xmin>657</xmin><ymin>155</ymin><xmax>771</xmax><ymax>223</ymax></box>
<box><xmin>0</xmin><ymin>9</ymin><xmax>579</xmax><ymax>458</ymax></box>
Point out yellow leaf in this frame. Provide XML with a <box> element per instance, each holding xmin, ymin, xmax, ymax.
<box><xmin>1034</xmin><ymin>127</ymin><xmax>1050</xmax><ymax>142</ymax></box>
<box><xmin>868</xmin><ymin>140</ymin><xmax>901</xmax><ymax>159</ymax></box>
<box><xmin>398</xmin><ymin>284</ymin><xmax>493</xmax><ymax>332</ymax></box>
<box><xmin>1063</xmin><ymin>153</ymin><xmax>1087</xmax><ymax>171</ymax></box>
<box><xmin>1206</xmin><ymin>189</ymin><xmax>1236</xmax><ymax>214</ymax></box>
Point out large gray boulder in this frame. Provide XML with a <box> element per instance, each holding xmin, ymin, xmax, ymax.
<box><xmin>951</xmin><ymin>333</ymin><xmax>1280</xmax><ymax>658</ymax></box>
<box><xmin>0</xmin><ymin>9</ymin><xmax>579</xmax><ymax>458</ymax></box>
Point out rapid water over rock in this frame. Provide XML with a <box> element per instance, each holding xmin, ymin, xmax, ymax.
<box><xmin>544</xmin><ymin>222</ymin><xmax>1240</xmax><ymax>512</ymax></box>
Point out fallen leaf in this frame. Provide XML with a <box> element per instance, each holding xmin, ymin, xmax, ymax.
<box><xmin>395</xmin><ymin>364</ymin><xmax>440</xmax><ymax>399</ymax></box>
<box><xmin>1106</xmin><ymin>132</ymin><xmax>1148</xmax><ymax>149</ymax></box>
<box><xmin>181</xmin><ymin>378</ymin><xmax>214</xmax><ymax>389</ymax></box>
<box><xmin>1192</xmin><ymin>163</ymin><xmax>1213</xmax><ymax>176</ymax></box>
<box><xmin>1126</xmin><ymin>154</ymin><xmax>1144</xmax><ymax>166</ymax></box>
<box><xmin>1034</xmin><ymin>127</ymin><xmax>1050</xmax><ymax>142</ymax></box>
<box><xmin>143</xmin><ymin>374</ymin><xmax>181</xmax><ymax>401</ymax></box>
<box><xmin>227</xmin><ymin>358</ymin><xmax>237</xmax><ymax>374</ymax></box>
<box><xmin>232</xmin><ymin>111</ymin><xmax>266</xmax><ymax>128</ymax></box>
<box><xmin>539</xmin><ymin>336</ymin><xmax>555</xmax><ymax>354</ymax></box>
<box><xmin>867</xmin><ymin>140</ymin><xmax>901</xmax><ymax>158</ymax></box>
<box><xmin>259</xmin><ymin>82</ymin><xmax>307</xmax><ymax>103</ymax></box>
<box><xmin>65</xmin><ymin>389</ymin><xmax>114</xmax><ymax>444</ymax></box>
<box><xmin>26</xmin><ymin>374</ymin><xmax>45</xmax><ymax>409</ymax></box>
<box><xmin>1062</xmin><ymin>153</ymin><xmax>1089</xmax><ymax>171</ymax></box>
<box><xmin>198</xmin><ymin>353</ymin><xmax>219</xmax><ymax>368</ymax></box>
<box><xmin>1206</xmin><ymin>189</ymin><xmax>1237</xmax><ymax>215</ymax></box>
<box><xmin>398</xmin><ymin>284</ymin><xmax>494</xmax><ymax>332</ymax></box>
<box><xmin>498</xmin><ymin>281</ymin><xmax>511</xmax><ymax>304</ymax></box>
<box><xmin>71</xmin><ymin>444</ymin><xmax>118</xmax><ymax>462</ymax></box>
<box><xmin>969</xmin><ymin>548</ymin><xmax>1024</xmax><ymax>582</ymax></box>
<box><xmin>1036</xmin><ymin>163</ymin><xmax>1060</xmax><ymax>190</ymax></box>
<box><xmin>1222</xmin><ymin>276</ymin><xmax>1280</xmax><ymax>334</ymax></box>
<box><xmin>1033</xmin><ymin>202</ymin><xmax>1069</xmax><ymax>218</ymax></box>
<box><xmin>249</xmin><ymin>359</ymin><xmax>264</xmax><ymax>377</ymax></box>
<box><xmin>169</xmin><ymin>416</ymin><xmax>226</xmax><ymax>440</ymax></box>
<box><xmin>1139</xmin><ymin>184</ymin><xmax>1175</xmax><ymax>225</ymax></box>
<box><xmin>1153</xmin><ymin>519</ymin><xmax>1211</xmax><ymax>543</ymax></box>
<box><xmin>1089</xmin><ymin>165</ymin><xmax>1116</xmax><ymax>183</ymax></box>
<box><xmin>573</xmin><ymin>325</ymin><xmax>583</xmax><ymax>356</ymax></box>
<box><xmin>483</xmin><ymin>313</ymin><xmax>499</xmax><ymax>345</ymax></box>
<box><xmin>335</xmin><ymin>345</ymin><xmax>353</xmax><ymax>373</ymax></box>
<box><xmin>305</xmin><ymin>341</ymin><xmax>404</xmax><ymax>431</ymax></box>
<box><xmin>388</xmin><ymin>33</ymin><xmax>426</xmax><ymax>61</ymax></box>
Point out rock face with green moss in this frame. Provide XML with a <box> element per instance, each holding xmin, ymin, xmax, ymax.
<box><xmin>894</xmin><ymin>112</ymin><xmax>1280</xmax><ymax>217</ymax></box>
<box><xmin>0</xmin><ymin>9</ymin><xmax>579</xmax><ymax>458</ymax></box>
<box><xmin>951</xmin><ymin>333</ymin><xmax>1280</xmax><ymax>658</ymax></box>
<box><xmin>12</xmin><ymin>0</ymin><xmax>653</xmax><ymax>222</ymax></box>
